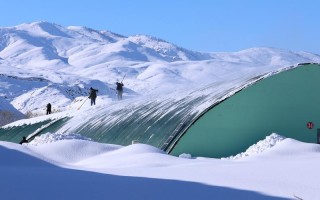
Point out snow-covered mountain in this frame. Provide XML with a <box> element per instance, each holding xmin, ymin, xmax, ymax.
<box><xmin>0</xmin><ymin>21</ymin><xmax>210</xmax><ymax>67</ymax></box>
<box><xmin>1</xmin><ymin>21</ymin><xmax>320</xmax><ymax>125</ymax></box>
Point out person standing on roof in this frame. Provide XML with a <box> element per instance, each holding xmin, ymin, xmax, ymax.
<box><xmin>88</xmin><ymin>87</ymin><xmax>99</xmax><ymax>106</ymax></box>
<box><xmin>116</xmin><ymin>81</ymin><xmax>124</xmax><ymax>100</ymax></box>
<box><xmin>46</xmin><ymin>103</ymin><xmax>52</xmax><ymax>115</ymax></box>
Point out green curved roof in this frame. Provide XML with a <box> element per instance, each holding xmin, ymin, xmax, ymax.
<box><xmin>170</xmin><ymin>63</ymin><xmax>320</xmax><ymax>158</ymax></box>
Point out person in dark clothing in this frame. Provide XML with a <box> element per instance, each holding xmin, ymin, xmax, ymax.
<box><xmin>88</xmin><ymin>87</ymin><xmax>99</xmax><ymax>106</ymax></box>
<box><xmin>19</xmin><ymin>136</ymin><xmax>28</xmax><ymax>145</ymax></box>
<box><xmin>116</xmin><ymin>82</ymin><xmax>124</xmax><ymax>100</ymax></box>
<box><xmin>46</xmin><ymin>103</ymin><xmax>52</xmax><ymax>115</ymax></box>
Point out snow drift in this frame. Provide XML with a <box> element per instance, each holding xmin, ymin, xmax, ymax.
<box><xmin>1</xmin><ymin>134</ymin><xmax>319</xmax><ymax>200</ymax></box>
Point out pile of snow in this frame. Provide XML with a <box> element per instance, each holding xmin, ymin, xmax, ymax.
<box><xmin>27</xmin><ymin>139</ymin><xmax>122</xmax><ymax>164</ymax></box>
<box><xmin>225</xmin><ymin>133</ymin><xmax>286</xmax><ymax>160</ymax></box>
<box><xmin>29</xmin><ymin>132</ymin><xmax>92</xmax><ymax>145</ymax></box>
<box><xmin>179</xmin><ymin>153</ymin><xmax>193</xmax><ymax>159</ymax></box>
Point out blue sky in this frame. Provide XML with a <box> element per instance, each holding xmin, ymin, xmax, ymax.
<box><xmin>1</xmin><ymin>0</ymin><xmax>319</xmax><ymax>53</ymax></box>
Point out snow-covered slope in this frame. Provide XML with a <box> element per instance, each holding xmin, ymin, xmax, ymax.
<box><xmin>0</xmin><ymin>73</ymin><xmax>121</xmax><ymax>115</ymax></box>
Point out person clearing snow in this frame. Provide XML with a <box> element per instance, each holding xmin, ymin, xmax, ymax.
<box><xmin>19</xmin><ymin>136</ymin><xmax>28</xmax><ymax>145</ymax></box>
<box><xmin>88</xmin><ymin>87</ymin><xmax>99</xmax><ymax>106</ymax></box>
<box><xmin>116</xmin><ymin>81</ymin><xmax>124</xmax><ymax>100</ymax></box>
<box><xmin>46</xmin><ymin>103</ymin><xmax>52</xmax><ymax>115</ymax></box>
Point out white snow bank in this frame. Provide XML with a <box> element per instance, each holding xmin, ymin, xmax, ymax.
<box><xmin>225</xmin><ymin>133</ymin><xmax>320</xmax><ymax>161</ymax></box>
<box><xmin>74</xmin><ymin>143</ymin><xmax>184</xmax><ymax>169</ymax></box>
<box><xmin>27</xmin><ymin>139</ymin><xmax>122</xmax><ymax>164</ymax></box>
<box><xmin>29</xmin><ymin>132</ymin><xmax>92</xmax><ymax>145</ymax></box>
<box><xmin>225</xmin><ymin>133</ymin><xmax>286</xmax><ymax>160</ymax></box>
<box><xmin>0</xmin><ymin>141</ymin><xmax>54</xmax><ymax>167</ymax></box>
<box><xmin>259</xmin><ymin>137</ymin><xmax>320</xmax><ymax>158</ymax></box>
<box><xmin>26</xmin><ymin>138</ymin><xmax>176</xmax><ymax>167</ymax></box>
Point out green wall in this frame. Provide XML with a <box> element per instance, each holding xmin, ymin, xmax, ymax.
<box><xmin>0</xmin><ymin>118</ymin><xmax>69</xmax><ymax>143</ymax></box>
<box><xmin>171</xmin><ymin>64</ymin><xmax>320</xmax><ymax>158</ymax></box>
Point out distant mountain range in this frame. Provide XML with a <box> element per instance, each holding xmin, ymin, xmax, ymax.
<box><xmin>1</xmin><ymin>21</ymin><xmax>320</xmax><ymax>125</ymax></box>
<box><xmin>0</xmin><ymin>21</ymin><xmax>211</xmax><ymax>66</ymax></box>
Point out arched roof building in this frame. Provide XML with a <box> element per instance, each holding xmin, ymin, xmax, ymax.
<box><xmin>1</xmin><ymin>63</ymin><xmax>319</xmax><ymax>158</ymax></box>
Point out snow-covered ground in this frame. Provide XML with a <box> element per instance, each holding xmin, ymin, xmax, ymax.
<box><xmin>1</xmin><ymin>134</ymin><xmax>319</xmax><ymax>200</ymax></box>
<box><xmin>1</xmin><ymin>22</ymin><xmax>320</xmax><ymax>199</ymax></box>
